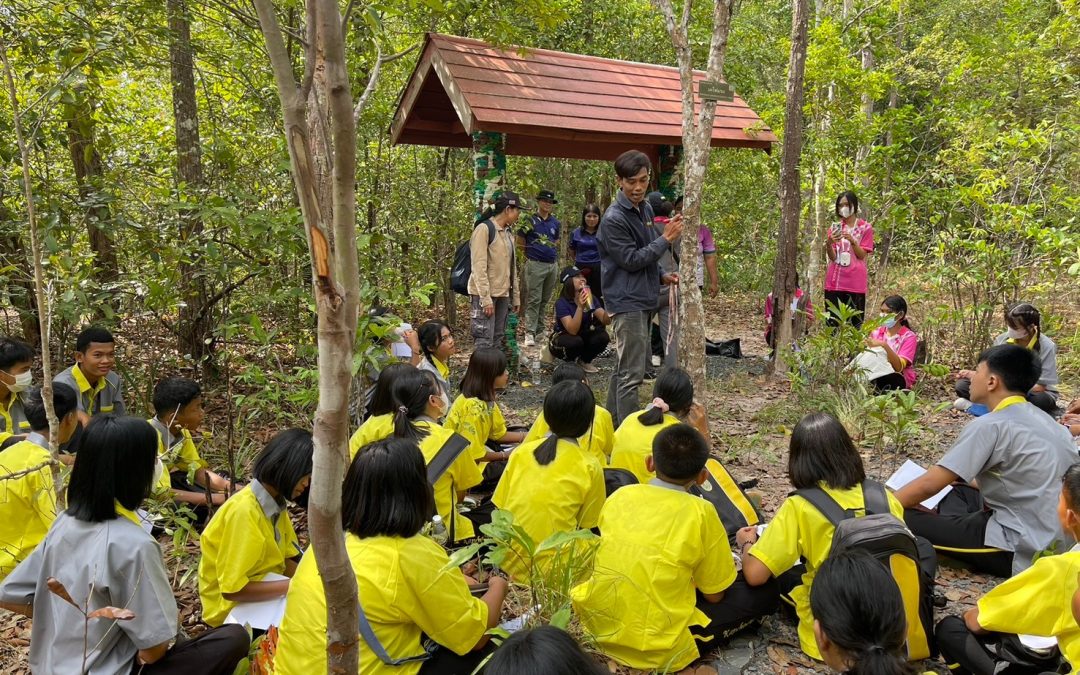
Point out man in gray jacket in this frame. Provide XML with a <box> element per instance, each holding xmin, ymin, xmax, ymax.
<box><xmin>598</xmin><ymin>150</ymin><xmax>683</xmax><ymax>425</ymax></box>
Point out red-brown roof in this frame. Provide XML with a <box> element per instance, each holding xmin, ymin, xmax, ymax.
<box><xmin>390</xmin><ymin>33</ymin><xmax>776</xmax><ymax>161</ymax></box>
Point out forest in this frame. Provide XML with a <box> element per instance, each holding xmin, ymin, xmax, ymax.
<box><xmin>0</xmin><ymin>0</ymin><xmax>1077</xmax><ymax>673</ymax></box>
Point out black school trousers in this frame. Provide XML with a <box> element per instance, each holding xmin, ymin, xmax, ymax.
<box><xmin>690</xmin><ymin>574</ymin><xmax>779</xmax><ymax>653</ymax></box>
<box><xmin>935</xmin><ymin>615</ymin><xmax>1063</xmax><ymax>675</ymax></box>
<box><xmin>903</xmin><ymin>484</ymin><xmax>1014</xmax><ymax>578</ymax></box>
<box><xmin>824</xmin><ymin>290</ymin><xmax>865</xmax><ymax>328</ymax></box>
<box><xmin>550</xmin><ymin>327</ymin><xmax>610</xmax><ymax>364</ymax></box>
<box><xmin>133</xmin><ymin>624</ymin><xmax>249</xmax><ymax>675</ymax></box>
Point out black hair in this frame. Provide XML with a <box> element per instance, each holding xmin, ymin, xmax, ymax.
<box><xmin>0</xmin><ymin>337</ymin><xmax>34</xmax><ymax>371</ymax></box>
<box><xmin>1004</xmin><ymin>303</ymin><xmax>1042</xmax><ymax>351</ymax></box>
<box><xmin>460</xmin><ymin>347</ymin><xmax>506</xmax><ymax>402</ymax></box>
<box><xmin>391</xmin><ymin>368</ymin><xmax>440</xmax><ymax>442</ymax></box>
<box><xmin>976</xmin><ymin>343</ymin><xmax>1041</xmax><ymax>394</ymax></box>
<box><xmin>834</xmin><ymin>191</ymin><xmax>859</xmax><ymax>218</ymax></box>
<box><xmin>788</xmin><ymin>412</ymin><xmax>865</xmax><ymax>490</ymax></box>
<box><xmin>614</xmin><ymin>149</ymin><xmax>651</xmax><ymax>180</ymax></box>
<box><xmin>560</xmin><ymin>270</ymin><xmax>581</xmax><ymax>302</ymax></box>
<box><xmin>652</xmin><ymin>424</ymin><xmax>709</xmax><ymax>482</ymax></box>
<box><xmin>67</xmin><ymin>416</ymin><xmax>158</xmax><ymax>522</ymax></box>
<box><xmin>1063</xmin><ymin>464</ymin><xmax>1080</xmax><ymax>512</ymax></box>
<box><xmin>252</xmin><ymin>428</ymin><xmax>314</xmax><ymax>501</ymax></box>
<box><xmin>482</xmin><ymin>625</ymin><xmax>606</xmax><ymax>675</ymax></box>
<box><xmin>581</xmin><ymin>203</ymin><xmax>602</xmax><ymax>232</ymax></box>
<box><xmin>75</xmin><ymin>326</ymin><xmax>115</xmax><ymax>353</ymax></box>
<box><xmin>477</xmin><ymin>193</ymin><xmax>522</xmax><ymax>225</ymax></box>
<box><xmin>368</xmin><ymin>363</ymin><xmax>417</xmax><ymax>418</ymax></box>
<box><xmin>152</xmin><ymin>377</ymin><xmax>202</xmax><ymax>417</ymax></box>
<box><xmin>640</xmin><ymin>368</ymin><xmax>694</xmax><ymax>425</ymax></box>
<box><xmin>881</xmin><ymin>295</ymin><xmax>911</xmax><ymax>329</ymax></box>
<box><xmin>810</xmin><ymin>549</ymin><xmax>916</xmax><ymax>675</ymax></box>
<box><xmin>648</xmin><ymin>192</ymin><xmax>674</xmax><ymax>218</ymax></box>
<box><xmin>534</xmin><ymin>381</ymin><xmax>594</xmax><ymax>466</ymax></box>
<box><xmin>552</xmin><ymin>362</ymin><xmax>586</xmax><ymax>386</ymax></box>
<box><xmin>342</xmin><ymin>438</ymin><xmax>435</xmax><ymax>538</ymax></box>
<box><xmin>23</xmin><ymin>383</ymin><xmax>78</xmax><ymax>432</ymax></box>
<box><xmin>417</xmin><ymin>320</ymin><xmax>451</xmax><ymax>366</ymax></box>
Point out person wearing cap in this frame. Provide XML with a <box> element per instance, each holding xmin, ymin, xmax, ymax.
<box><xmin>518</xmin><ymin>190</ymin><xmax>561</xmax><ymax>348</ymax></box>
<box><xmin>648</xmin><ymin>191</ymin><xmax>680</xmax><ymax>368</ymax></box>
<box><xmin>470</xmin><ymin>192</ymin><xmax>524</xmax><ymax>350</ymax></box>
<box><xmin>550</xmin><ymin>266</ymin><xmax>610</xmax><ymax>373</ymax></box>
<box><xmin>599</xmin><ymin>150</ymin><xmax>683</xmax><ymax>426</ymax></box>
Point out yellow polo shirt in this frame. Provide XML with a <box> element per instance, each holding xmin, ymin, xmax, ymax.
<box><xmin>0</xmin><ymin>438</ymin><xmax>56</xmax><ymax>579</ymax></box>
<box><xmin>748</xmin><ymin>482</ymin><xmax>905</xmax><ymax>660</ymax></box>
<box><xmin>572</xmin><ymin>482</ymin><xmax>736</xmax><ymax>671</ymax></box>
<box><xmin>492</xmin><ymin>437</ymin><xmax>606</xmax><ymax>580</ymax></box>
<box><xmin>444</xmin><ymin>395</ymin><xmax>507</xmax><ymax>462</ymax></box>
<box><xmin>977</xmin><ymin>548</ymin><xmax>1080</xmax><ymax>672</ymax></box>
<box><xmin>608</xmin><ymin>410</ymin><xmax>680</xmax><ymax>483</ymax></box>
<box><xmin>198</xmin><ymin>481</ymin><xmax>300</xmax><ymax>626</ymax></box>
<box><xmin>151</xmin><ymin>419</ymin><xmax>207</xmax><ymax>474</ymax></box>
<box><xmin>414</xmin><ymin>421</ymin><xmax>483</xmax><ymax>541</ymax></box>
<box><xmin>0</xmin><ymin>392</ymin><xmax>30</xmax><ymax>445</ymax></box>
<box><xmin>349</xmin><ymin>414</ymin><xmax>395</xmax><ymax>458</ymax></box>
<box><xmin>274</xmin><ymin>533</ymin><xmax>488</xmax><ymax>675</ymax></box>
<box><xmin>523</xmin><ymin>405</ymin><xmax>614</xmax><ymax>464</ymax></box>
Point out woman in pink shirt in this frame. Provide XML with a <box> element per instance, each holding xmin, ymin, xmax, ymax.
<box><xmin>866</xmin><ymin>295</ymin><xmax>918</xmax><ymax>392</ymax></box>
<box><xmin>824</xmin><ymin>191</ymin><xmax>873</xmax><ymax>328</ymax></box>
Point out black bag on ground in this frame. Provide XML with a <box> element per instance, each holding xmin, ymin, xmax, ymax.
<box><xmin>450</xmin><ymin>220</ymin><xmax>496</xmax><ymax>296</ymax></box>
<box><xmin>706</xmin><ymin>338</ymin><xmax>742</xmax><ymax>358</ymax></box>
<box><xmin>689</xmin><ymin>458</ymin><xmax>761</xmax><ymax>540</ymax></box>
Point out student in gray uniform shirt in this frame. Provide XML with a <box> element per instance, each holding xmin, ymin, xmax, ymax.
<box><xmin>0</xmin><ymin>415</ymin><xmax>248</xmax><ymax>674</ymax></box>
<box><xmin>896</xmin><ymin>344</ymin><xmax>1078</xmax><ymax>577</ymax></box>
<box><xmin>53</xmin><ymin>326</ymin><xmax>126</xmax><ymax>423</ymax></box>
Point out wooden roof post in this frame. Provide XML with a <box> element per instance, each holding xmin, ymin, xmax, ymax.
<box><xmin>658</xmin><ymin>144</ymin><xmax>684</xmax><ymax>200</ymax></box>
<box><xmin>472</xmin><ymin>131</ymin><xmax>506</xmax><ymax>219</ymax></box>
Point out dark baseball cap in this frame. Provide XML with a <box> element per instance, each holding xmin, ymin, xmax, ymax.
<box><xmin>559</xmin><ymin>266</ymin><xmax>582</xmax><ymax>284</ymax></box>
<box><xmin>536</xmin><ymin>190</ymin><xmax>558</xmax><ymax>204</ymax></box>
<box><xmin>495</xmin><ymin>191</ymin><xmax>530</xmax><ymax>210</ymax></box>
<box><xmin>646</xmin><ymin>191</ymin><xmax>670</xmax><ymax>214</ymax></box>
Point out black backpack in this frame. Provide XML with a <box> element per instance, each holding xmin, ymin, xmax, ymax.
<box><xmin>450</xmin><ymin>220</ymin><xmax>496</xmax><ymax>296</ymax></box>
<box><xmin>795</xmin><ymin>480</ymin><xmax>935</xmax><ymax>660</ymax></box>
<box><xmin>690</xmin><ymin>458</ymin><xmax>761</xmax><ymax>540</ymax></box>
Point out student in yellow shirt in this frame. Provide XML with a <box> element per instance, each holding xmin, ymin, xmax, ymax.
<box><xmin>493</xmin><ymin>380</ymin><xmax>606</xmax><ymax>580</ymax></box>
<box><xmin>572</xmin><ymin>424</ymin><xmax>778</xmax><ymax>672</ymax></box>
<box><xmin>609</xmin><ymin>367</ymin><xmax>708</xmax><ymax>483</ymax></box>
<box><xmin>810</xmin><ymin>550</ymin><xmax>919</xmax><ymax>675</ymax></box>
<box><xmin>739</xmin><ymin>412</ymin><xmax>910</xmax><ymax>661</ymax></box>
<box><xmin>149</xmin><ymin>377</ymin><xmax>234</xmax><ymax>520</ymax></box>
<box><xmin>0</xmin><ymin>337</ymin><xmax>35</xmax><ymax>445</ymax></box>
<box><xmin>351</xmin><ymin>362</ymin><xmax>415</xmax><ymax>457</ymax></box>
<box><xmin>522</xmin><ymin>362</ymin><xmax>614</xmax><ymax>464</ymax></box>
<box><xmin>388</xmin><ymin>368</ymin><xmax>483</xmax><ymax>542</ymax></box>
<box><xmin>934</xmin><ymin>462</ymin><xmax>1080</xmax><ymax>675</ymax></box>
<box><xmin>445</xmin><ymin>348</ymin><xmax>526</xmax><ymax>485</ymax></box>
<box><xmin>0</xmin><ymin>384</ymin><xmax>79</xmax><ymax>579</ymax></box>
<box><xmin>275</xmin><ymin>438</ymin><xmax>509</xmax><ymax>675</ymax></box>
<box><xmin>198</xmin><ymin>429</ymin><xmax>311</xmax><ymax>627</ymax></box>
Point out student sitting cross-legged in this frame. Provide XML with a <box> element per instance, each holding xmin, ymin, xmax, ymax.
<box><xmin>274</xmin><ymin>438</ymin><xmax>510</xmax><ymax>675</ymax></box>
<box><xmin>0</xmin><ymin>416</ymin><xmax>249</xmax><ymax>674</ymax></box>
<box><xmin>350</xmin><ymin>362</ymin><xmax>415</xmax><ymax>457</ymax></box>
<box><xmin>572</xmin><ymin>424</ymin><xmax>778</xmax><ymax>672</ymax></box>
<box><xmin>896</xmin><ymin>344</ymin><xmax>1077</xmax><ymax>577</ymax></box>
<box><xmin>492</xmin><ymin>380</ymin><xmax>606</xmax><ymax>580</ymax></box>
<box><xmin>739</xmin><ymin>412</ymin><xmax>930</xmax><ymax>662</ymax></box>
<box><xmin>522</xmin><ymin>362</ymin><xmax>614</xmax><ymax>464</ymax></box>
<box><xmin>149</xmin><ymin>377</ymin><xmax>235</xmax><ymax>520</ymax></box>
<box><xmin>0</xmin><ymin>383</ymin><xmax>79</xmax><ymax>580</ymax></box>
<box><xmin>198</xmin><ymin>429</ymin><xmax>311</xmax><ymax>627</ymax></box>
<box><xmin>810</xmin><ymin>549</ymin><xmax>919</xmax><ymax>675</ymax></box>
<box><xmin>609</xmin><ymin>367</ymin><xmax>709</xmax><ymax>484</ymax></box>
<box><xmin>934</xmin><ymin>461</ymin><xmax>1080</xmax><ymax>675</ymax></box>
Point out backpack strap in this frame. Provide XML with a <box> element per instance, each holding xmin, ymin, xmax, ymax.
<box><xmin>793</xmin><ymin>486</ymin><xmax>851</xmax><ymax>527</ymax></box>
<box><xmin>426</xmin><ymin>433</ymin><xmax>470</xmax><ymax>485</ymax></box>
<box><xmin>485</xmin><ymin>218</ymin><xmax>496</xmax><ymax>246</ymax></box>
<box><xmin>861</xmin><ymin>479</ymin><xmax>891</xmax><ymax>516</ymax></box>
<box><xmin>358</xmin><ymin>599</ymin><xmax>433</xmax><ymax>666</ymax></box>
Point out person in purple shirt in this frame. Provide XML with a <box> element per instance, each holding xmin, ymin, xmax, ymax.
<box><xmin>570</xmin><ymin>204</ymin><xmax>604</xmax><ymax>306</ymax></box>
<box><xmin>550</xmin><ymin>266</ymin><xmax>610</xmax><ymax>373</ymax></box>
<box><xmin>519</xmin><ymin>190</ymin><xmax>561</xmax><ymax>347</ymax></box>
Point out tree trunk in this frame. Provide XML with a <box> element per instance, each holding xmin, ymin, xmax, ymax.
<box><xmin>769</xmin><ymin>0</ymin><xmax>810</xmax><ymax>377</ymax></box>
<box><xmin>0</xmin><ymin>204</ymin><xmax>40</xmax><ymax>345</ymax></box>
<box><xmin>857</xmin><ymin>41</ymin><xmax>874</xmax><ymax>191</ymax></box>
<box><xmin>252</xmin><ymin>1</ymin><xmax>360</xmax><ymax>671</ymax></box>
<box><xmin>168</xmin><ymin>0</ymin><xmax>214</xmax><ymax>375</ymax></box>
<box><xmin>63</xmin><ymin>84</ymin><xmax>120</xmax><ymax>285</ymax></box>
<box><xmin>653</xmin><ymin>0</ymin><xmax>735</xmax><ymax>393</ymax></box>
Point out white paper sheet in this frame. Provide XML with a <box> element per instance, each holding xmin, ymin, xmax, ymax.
<box><xmin>885</xmin><ymin>460</ymin><xmax>953</xmax><ymax>510</ymax></box>
<box><xmin>224</xmin><ymin>573</ymin><xmax>289</xmax><ymax>630</ymax></box>
<box><xmin>1019</xmin><ymin>634</ymin><xmax>1057</xmax><ymax>651</ymax></box>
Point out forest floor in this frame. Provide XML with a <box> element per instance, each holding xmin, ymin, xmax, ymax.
<box><xmin>0</xmin><ymin>291</ymin><xmax>1020</xmax><ymax>674</ymax></box>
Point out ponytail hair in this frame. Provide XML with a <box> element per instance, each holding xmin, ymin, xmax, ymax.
<box><xmin>810</xmin><ymin>549</ymin><xmax>915</xmax><ymax>675</ymax></box>
<box><xmin>1005</xmin><ymin>302</ymin><xmax>1042</xmax><ymax>351</ymax></box>
<box><xmin>417</xmin><ymin>320</ymin><xmax>450</xmax><ymax>365</ymax></box>
<box><xmin>534</xmin><ymin>381</ymin><xmax>594</xmax><ymax>466</ymax></box>
<box><xmin>639</xmin><ymin>368</ymin><xmax>694</xmax><ymax>426</ymax></box>
<box><xmin>390</xmin><ymin>369</ymin><xmax>439</xmax><ymax>442</ymax></box>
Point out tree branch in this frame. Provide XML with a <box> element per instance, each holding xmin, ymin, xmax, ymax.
<box><xmin>352</xmin><ymin>44</ymin><xmax>417</xmax><ymax>124</ymax></box>
<box><xmin>251</xmin><ymin>0</ymin><xmax>302</xmax><ymax>108</ymax></box>
<box><xmin>300</xmin><ymin>0</ymin><xmax>317</xmax><ymax>100</ymax></box>
<box><xmin>0</xmin><ymin>458</ymin><xmax>57</xmax><ymax>482</ymax></box>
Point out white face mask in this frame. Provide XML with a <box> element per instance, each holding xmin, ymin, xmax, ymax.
<box><xmin>4</xmin><ymin>370</ymin><xmax>32</xmax><ymax>393</ymax></box>
<box><xmin>1007</xmin><ymin>327</ymin><xmax>1027</xmax><ymax>340</ymax></box>
<box><xmin>839</xmin><ymin>205</ymin><xmax>853</xmax><ymax>219</ymax></box>
<box><xmin>439</xmin><ymin>390</ymin><xmax>451</xmax><ymax>413</ymax></box>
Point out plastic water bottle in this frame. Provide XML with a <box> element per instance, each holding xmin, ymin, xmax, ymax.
<box><xmin>530</xmin><ymin>357</ymin><xmax>541</xmax><ymax>385</ymax></box>
<box><xmin>430</xmin><ymin>515</ymin><xmax>448</xmax><ymax>546</ymax></box>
